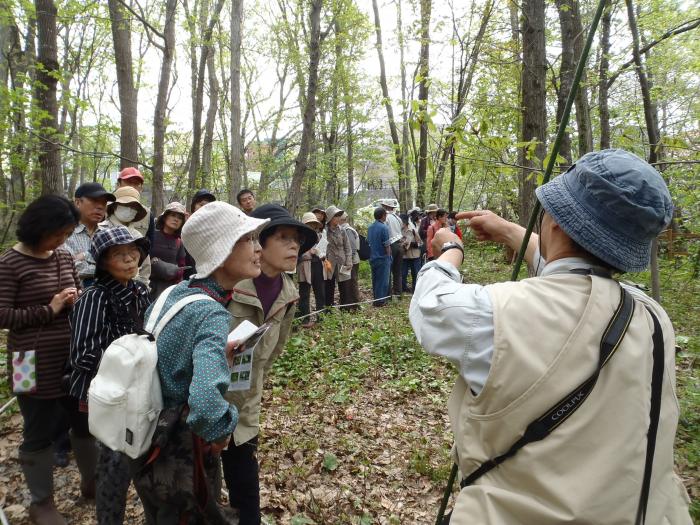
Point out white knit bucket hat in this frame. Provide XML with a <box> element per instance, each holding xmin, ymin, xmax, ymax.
<box><xmin>181</xmin><ymin>201</ymin><xmax>269</xmax><ymax>279</ymax></box>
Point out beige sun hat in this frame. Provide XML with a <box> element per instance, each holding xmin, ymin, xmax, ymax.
<box><xmin>302</xmin><ymin>212</ymin><xmax>323</xmax><ymax>228</ymax></box>
<box><xmin>107</xmin><ymin>186</ymin><xmax>148</xmax><ymax>222</ymax></box>
<box><xmin>182</xmin><ymin>201</ymin><xmax>269</xmax><ymax>279</ymax></box>
<box><xmin>161</xmin><ymin>201</ymin><xmax>187</xmax><ymax>217</ymax></box>
<box><xmin>325</xmin><ymin>205</ymin><xmax>344</xmax><ymax>220</ymax></box>
<box><xmin>425</xmin><ymin>203</ymin><xmax>439</xmax><ymax>212</ymax></box>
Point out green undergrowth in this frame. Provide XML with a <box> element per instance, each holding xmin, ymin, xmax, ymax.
<box><xmin>272</xmin><ymin>301</ymin><xmax>453</xmax><ymax>401</ymax></box>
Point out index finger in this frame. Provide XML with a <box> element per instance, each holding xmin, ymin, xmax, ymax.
<box><xmin>455</xmin><ymin>210</ymin><xmax>489</xmax><ymax>221</ymax></box>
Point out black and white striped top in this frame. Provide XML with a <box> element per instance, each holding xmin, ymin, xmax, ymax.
<box><xmin>68</xmin><ymin>276</ymin><xmax>151</xmax><ymax>402</ymax></box>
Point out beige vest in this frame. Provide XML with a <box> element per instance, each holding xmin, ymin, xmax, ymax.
<box><xmin>449</xmin><ymin>273</ymin><xmax>691</xmax><ymax>524</ymax></box>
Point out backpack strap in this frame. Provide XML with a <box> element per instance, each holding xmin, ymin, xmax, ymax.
<box><xmin>144</xmin><ymin>285</ymin><xmax>178</xmax><ymax>333</ymax></box>
<box><xmin>151</xmin><ymin>294</ymin><xmax>216</xmax><ymax>340</ymax></box>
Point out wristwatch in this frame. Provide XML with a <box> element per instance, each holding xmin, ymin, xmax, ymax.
<box><xmin>441</xmin><ymin>241</ymin><xmax>464</xmax><ymax>258</ymax></box>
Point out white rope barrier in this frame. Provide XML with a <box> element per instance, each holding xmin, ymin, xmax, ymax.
<box><xmin>293</xmin><ymin>294</ymin><xmax>401</xmax><ymax>323</ymax></box>
<box><xmin>0</xmin><ymin>396</ymin><xmax>16</xmax><ymax>417</ymax></box>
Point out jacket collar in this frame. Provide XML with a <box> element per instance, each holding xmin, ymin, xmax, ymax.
<box><xmin>232</xmin><ymin>273</ymin><xmax>299</xmax><ymax>320</ymax></box>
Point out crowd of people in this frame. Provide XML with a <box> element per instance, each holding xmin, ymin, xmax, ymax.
<box><xmin>0</xmin><ymin>168</ymin><xmax>425</xmax><ymax>525</ymax></box>
<box><xmin>1</xmin><ymin>148</ymin><xmax>693</xmax><ymax>525</ymax></box>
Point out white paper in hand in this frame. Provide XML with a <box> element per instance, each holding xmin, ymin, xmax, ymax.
<box><xmin>227</xmin><ymin>321</ymin><xmax>271</xmax><ymax>392</ymax></box>
<box><xmin>228</xmin><ymin>320</ymin><xmax>258</xmax><ymax>344</ymax></box>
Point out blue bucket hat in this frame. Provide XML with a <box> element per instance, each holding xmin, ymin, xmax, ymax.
<box><xmin>535</xmin><ymin>149</ymin><xmax>672</xmax><ymax>272</ymax></box>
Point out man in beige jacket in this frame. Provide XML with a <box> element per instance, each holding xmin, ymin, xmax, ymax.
<box><xmin>410</xmin><ymin>149</ymin><xmax>691</xmax><ymax>524</ymax></box>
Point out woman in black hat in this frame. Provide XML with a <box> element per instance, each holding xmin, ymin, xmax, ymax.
<box><xmin>223</xmin><ymin>204</ymin><xmax>316</xmax><ymax>525</ymax></box>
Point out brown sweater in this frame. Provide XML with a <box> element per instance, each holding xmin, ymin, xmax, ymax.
<box><xmin>0</xmin><ymin>248</ymin><xmax>80</xmax><ymax>398</ymax></box>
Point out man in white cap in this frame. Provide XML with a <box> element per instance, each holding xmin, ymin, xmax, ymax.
<box><xmin>380</xmin><ymin>199</ymin><xmax>404</xmax><ymax>297</ymax></box>
<box><xmin>410</xmin><ymin>150</ymin><xmax>691</xmax><ymax>524</ymax></box>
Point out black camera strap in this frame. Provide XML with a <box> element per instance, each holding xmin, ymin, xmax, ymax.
<box><xmin>635</xmin><ymin>307</ymin><xmax>664</xmax><ymax>525</ymax></box>
<box><xmin>460</xmin><ymin>284</ymin><xmax>635</xmax><ymax>489</ymax></box>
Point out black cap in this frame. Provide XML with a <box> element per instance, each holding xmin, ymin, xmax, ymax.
<box><xmin>251</xmin><ymin>204</ymin><xmax>318</xmax><ymax>254</ymax></box>
<box><xmin>75</xmin><ymin>182</ymin><xmax>115</xmax><ymax>201</ymax></box>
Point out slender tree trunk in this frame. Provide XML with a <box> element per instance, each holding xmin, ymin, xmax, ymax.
<box><xmin>518</xmin><ymin>0</ymin><xmax>547</xmax><ymax>226</ymax></box>
<box><xmin>598</xmin><ymin>0</ymin><xmax>612</xmax><ymax>149</ymax></box>
<box><xmin>625</xmin><ymin>0</ymin><xmax>662</xmax><ymax>300</ymax></box>
<box><xmin>396</xmin><ymin>0</ymin><xmax>412</xmax><ymax>207</ymax></box>
<box><xmin>555</xmin><ymin>0</ymin><xmax>574</xmax><ymax>163</ymax></box>
<box><xmin>229</xmin><ymin>0</ymin><xmax>243</xmax><ymax>202</ymax></box>
<box><xmin>371</xmin><ymin>0</ymin><xmax>407</xmax><ymax>210</ymax></box>
<box><xmin>345</xmin><ymin>97</ymin><xmax>354</xmax><ymax>211</ymax></box>
<box><xmin>201</xmin><ymin>48</ymin><xmax>219</xmax><ymax>188</ymax></box>
<box><xmin>152</xmin><ymin>0</ymin><xmax>177</xmax><ymax>216</ymax></box>
<box><xmin>189</xmin><ymin>0</ymin><xmax>225</xmax><ymax>196</ymax></box>
<box><xmin>34</xmin><ymin>0</ymin><xmax>62</xmax><ymax>195</ymax></box>
<box><xmin>286</xmin><ymin>0</ymin><xmax>322</xmax><ymax>216</ymax></box>
<box><xmin>432</xmin><ymin>0</ymin><xmax>493</xmax><ymax>202</ymax></box>
<box><xmin>6</xmin><ymin>21</ymin><xmax>27</xmax><ymax>203</ymax></box>
<box><xmin>416</xmin><ymin>0</ymin><xmax>431</xmax><ymax>208</ymax></box>
<box><xmin>108</xmin><ymin>0</ymin><xmax>138</xmax><ymax>168</ymax></box>
<box><xmin>570</xmin><ymin>0</ymin><xmax>593</xmax><ymax>155</ymax></box>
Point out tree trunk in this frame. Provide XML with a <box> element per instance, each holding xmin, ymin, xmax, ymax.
<box><xmin>598</xmin><ymin>0</ymin><xmax>612</xmax><ymax>149</ymax></box>
<box><xmin>201</xmin><ymin>48</ymin><xmax>219</xmax><ymax>188</ymax></box>
<box><xmin>152</xmin><ymin>0</ymin><xmax>177</xmax><ymax>216</ymax></box>
<box><xmin>286</xmin><ymin>0</ymin><xmax>322</xmax><ymax>216</ymax></box>
<box><xmin>189</xmin><ymin>0</ymin><xmax>225</xmax><ymax>196</ymax></box>
<box><xmin>570</xmin><ymin>0</ymin><xmax>593</xmax><ymax>156</ymax></box>
<box><xmin>397</xmin><ymin>0</ymin><xmax>412</xmax><ymax>208</ymax></box>
<box><xmin>431</xmin><ymin>0</ymin><xmax>493</xmax><ymax>203</ymax></box>
<box><xmin>108</xmin><ymin>0</ymin><xmax>138</xmax><ymax>168</ymax></box>
<box><xmin>345</xmin><ymin>97</ymin><xmax>354</xmax><ymax>211</ymax></box>
<box><xmin>416</xmin><ymin>0</ymin><xmax>431</xmax><ymax>208</ymax></box>
<box><xmin>34</xmin><ymin>0</ymin><xmax>62</xmax><ymax>195</ymax></box>
<box><xmin>518</xmin><ymin>0</ymin><xmax>547</xmax><ymax>226</ymax></box>
<box><xmin>625</xmin><ymin>0</ymin><xmax>662</xmax><ymax>300</ymax></box>
<box><xmin>229</xmin><ymin>0</ymin><xmax>243</xmax><ymax>203</ymax></box>
<box><xmin>554</xmin><ymin>0</ymin><xmax>574</xmax><ymax>163</ymax></box>
<box><xmin>371</xmin><ymin>0</ymin><xmax>406</xmax><ymax>209</ymax></box>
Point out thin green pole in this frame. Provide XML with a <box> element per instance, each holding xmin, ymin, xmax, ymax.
<box><xmin>511</xmin><ymin>0</ymin><xmax>608</xmax><ymax>281</ymax></box>
<box><xmin>435</xmin><ymin>0</ymin><xmax>609</xmax><ymax>521</ymax></box>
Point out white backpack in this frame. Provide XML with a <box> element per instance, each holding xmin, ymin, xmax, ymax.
<box><xmin>88</xmin><ymin>285</ymin><xmax>215</xmax><ymax>459</ymax></box>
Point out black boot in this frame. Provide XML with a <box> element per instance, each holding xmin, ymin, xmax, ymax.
<box><xmin>19</xmin><ymin>447</ymin><xmax>67</xmax><ymax>525</ymax></box>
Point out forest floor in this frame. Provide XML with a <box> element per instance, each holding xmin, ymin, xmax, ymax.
<box><xmin>0</xmin><ymin>243</ymin><xmax>698</xmax><ymax>524</ymax></box>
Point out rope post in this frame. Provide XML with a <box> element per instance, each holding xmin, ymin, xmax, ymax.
<box><xmin>435</xmin><ymin>0</ymin><xmax>609</xmax><ymax>520</ymax></box>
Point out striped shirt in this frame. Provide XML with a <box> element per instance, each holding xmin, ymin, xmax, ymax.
<box><xmin>0</xmin><ymin>248</ymin><xmax>81</xmax><ymax>398</ymax></box>
<box><xmin>386</xmin><ymin>212</ymin><xmax>403</xmax><ymax>244</ymax></box>
<box><xmin>62</xmin><ymin>223</ymin><xmax>100</xmax><ymax>281</ymax></box>
<box><xmin>68</xmin><ymin>277</ymin><xmax>151</xmax><ymax>402</ymax></box>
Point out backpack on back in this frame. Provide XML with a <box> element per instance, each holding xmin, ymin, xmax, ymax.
<box><xmin>88</xmin><ymin>286</ymin><xmax>214</xmax><ymax>459</ymax></box>
<box><xmin>358</xmin><ymin>234</ymin><xmax>371</xmax><ymax>261</ymax></box>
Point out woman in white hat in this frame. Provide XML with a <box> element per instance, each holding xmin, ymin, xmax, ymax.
<box><xmin>131</xmin><ymin>202</ymin><xmax>269</xmax><ymax>524</ymax></box>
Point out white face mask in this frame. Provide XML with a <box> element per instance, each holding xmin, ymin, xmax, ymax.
<box><xmin>113</xmin><ymin>205</ymin><xmax>138</xmax><ymax>224</ymax></box>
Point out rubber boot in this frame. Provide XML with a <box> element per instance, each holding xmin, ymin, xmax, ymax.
<box><xmin>70</xmin><ymin>433</ymin><xmax>97</xmax><ymax>500</ymax></box>
<box><xmin>19</xmin><ymin>447</ymin><xmax>67</xmax><ymax>525</ymax></box>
